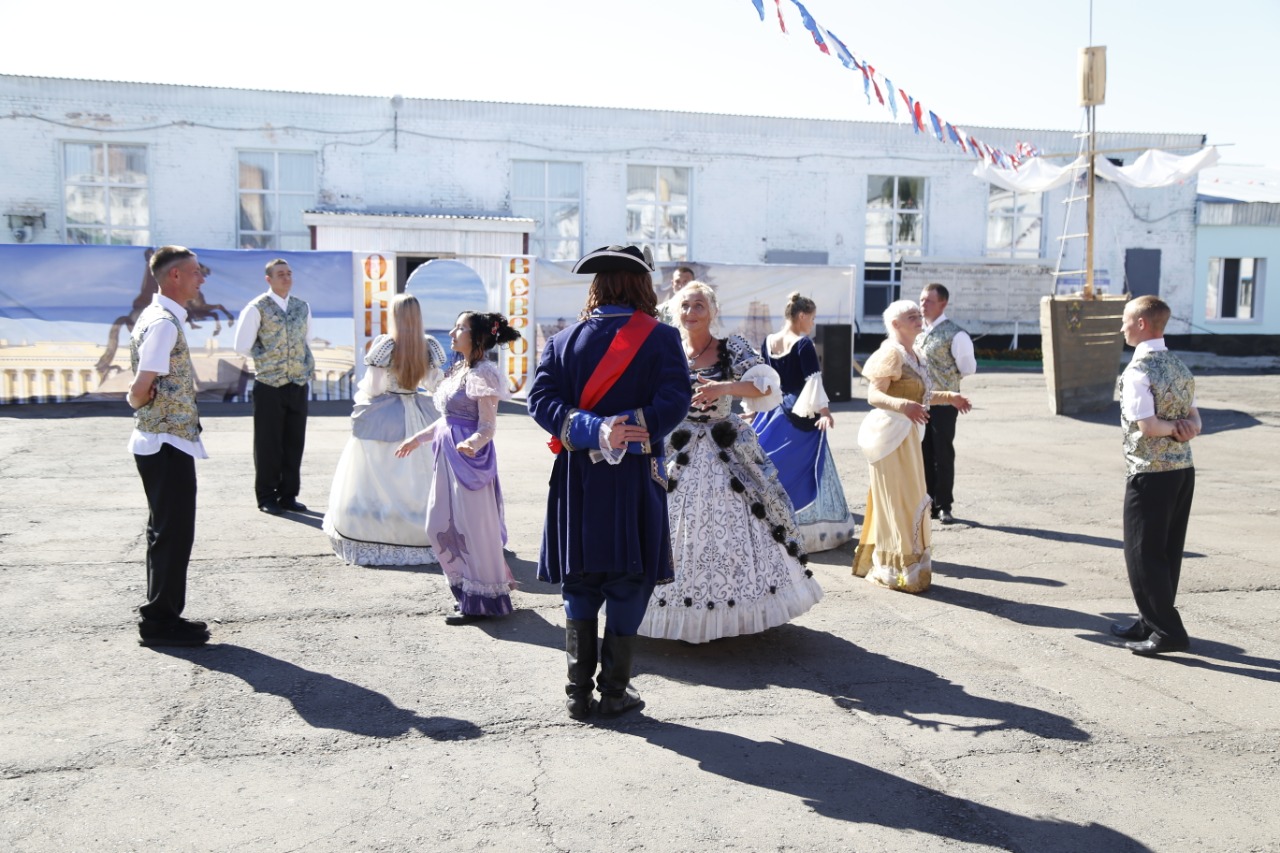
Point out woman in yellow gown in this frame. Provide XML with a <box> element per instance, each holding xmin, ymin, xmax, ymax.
<box><xmin>854</xmin><ymin>300</ymin><xmax>971</xmax><ymax>593</ymax></box>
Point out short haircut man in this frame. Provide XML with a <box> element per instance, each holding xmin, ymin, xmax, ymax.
<box><xmin>234</xmin><ymin>258</ymin><xmax>315</xmax><ymax>514</ymax></box>
<box><xmin>916</xmin><ymin>283</ymin><xmax>976</xmax><ymax>524</ymax></box>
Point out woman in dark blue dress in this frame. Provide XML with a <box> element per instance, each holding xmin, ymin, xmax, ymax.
<box><xmin>752</xmin><ymin>292</ymin><xmax>855</xmax><ymax>553</ymax></box>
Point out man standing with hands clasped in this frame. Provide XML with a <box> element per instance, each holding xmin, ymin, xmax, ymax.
<box><xmin>235</xmin><ymin>259</ymin><xmax>314</xmax><ymax>515</ymax></box>
<box><xmin>916</xmin><ymin>283</ymin><xmax>976</xmax><ymax>525</ymax></box>
<box><xmin>128</xmin><ymin>246</ymin><xmax>211</xmax><ymax>647</ymax></box>
<box><xmin>1110</xmin><ymin>295</ymin><xmax>1201</xmax><ymax>656</ymax></box>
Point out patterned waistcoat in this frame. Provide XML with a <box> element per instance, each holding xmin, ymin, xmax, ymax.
<box><xmin>916</xmin><ymin>319</ymin><xmax>965</xmax><ymax>393</ymax></box>
<box><xmin>248</xmin><ymin>293</ymin><xmax>314</xmax><ymax>387</ymax></box>
<box><xmin>130</xmin><ymin>304</ymin><xmax>201</xmax><ymax>441</ymax></box>
<box><xmin>1121</xmin><ymin>350</ymin><xmax>1195</xmax><ymax>476</ymax></box>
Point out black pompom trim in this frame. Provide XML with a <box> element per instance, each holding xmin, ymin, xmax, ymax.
<box><xmin>666</xmin><ymin>479</ymin><xmax>679</xmax><ymax>493</ymax></box>
<box><xmin>711</xmin><ymin>420</ymin><xmax>736</xmax><ymax>449</ymax></box>
<box><xmin>676</xmin><ymin>452</ymin><xmax>690</xmax><ymax>466</ymax></box>
<box><xmin>729</xmin><ymin>477</ymin><xmax>745</xmax><ymax>493</ymax></box>
<box><xmin>798</xmin><ymin>554</ymin><xmax>810</xmax><ymax>566</ymax></box>
<box><xmin>751</xmin><ymin>502</ymin><xmax>766</xmax><ymax>519</ymax></box>
<box><xmin>769</xmin><ymin>585</ymin><xmax>777</xmax><ymax>594</ymax></box>
<box><xmin>718</xmin><ymin>451</ymin><xmax>731</xmax><ymax>463</ymax></box>
<box><xmin>727</xmin><ymin>599</ymin><xmax>736</xmax><ymax>607</ymax></box>
<box><xmin>772</xmin><ymin>526</ymin><xmax>786</xmax><ymax>543</ymax></box>
<box><xmin>670</xmin><ymin>429</ymin><xmax>691</xmax><ymax>451</ymax></box>
<box><xmin>684</xmin><ymin>597</ymin><xmax>693</xmax><ymax>607</ymax></box>
<box><xmin>804</xmin><ymin>569</ymin><xmax>814</xmax><ymax>578</ymax></box>
<box><xmin>658</xmin><ymin>598</ymin><xmax>667</xmax><ymax>607</ymax></box>
<box><xmin>786</xmin><ymin>541</ymin><xmax>800</xmax><ymax>557</ymax></box>
<box><xmin>706</xmin><ymin>602</ymin><xmax>715</xmax><ymax>610</ymax></box>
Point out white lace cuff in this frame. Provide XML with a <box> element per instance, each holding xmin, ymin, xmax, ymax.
<box><xmin>738</xmin><ymin>364</ymin><xmax>782</xmax><ymax>414</ymax></box>
<box><xmin>791</xmin><ymin>371</ymin><xmax>830</xmax><ymax>418</ymax></box>
<box><xmin>593</xmin><ymin>415</ymin><xmax>627</xmax><ymax>465</ymax></box>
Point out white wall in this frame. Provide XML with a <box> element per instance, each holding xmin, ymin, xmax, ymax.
<box><xmin>0</xmin><ymin>75</ymin><xmax>1204</xmax><ymax>328</ymax></box>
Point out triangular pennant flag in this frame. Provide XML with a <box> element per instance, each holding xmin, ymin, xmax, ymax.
<box><xmin>749</xmin><ymin>0</ymin><xmax>765</xmax><ymax>20</ymax></box>
<box><xmin>825</xmin><ymin>29</ymin><xmax>861</xmax><ymax>72</ymax></box>
<box><xmin>883</xmin><ymin>77</ymin><xmax>897</xmax><ymax>119</ymax></box>
<box><xmin>773</xmin><ymin>0</ymin><xmax>787</xmax><ymax>32</ymax></box>
<box><xmin>865</xmin><ymin>64</ymin><xmax>885</xmax><ymax>106</ymax></box>
<box><xmin>790</xmin><ymin>0</ymin><xmax>830</xmax><ymax>54</ymax></box>
<box><xmin>928</xmin><ymin>111</ymin><xmax>945</xmax><ymax>142</ymax></box>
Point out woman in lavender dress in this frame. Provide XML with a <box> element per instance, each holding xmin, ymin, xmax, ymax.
<box><xmin>397</xmin><ymin>311</ymin><xmax>522</xmax><ymax>622</ymax></box>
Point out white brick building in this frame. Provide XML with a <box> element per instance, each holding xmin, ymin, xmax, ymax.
<box><xmin>0</xmin><ymin>74</ymin><xmax>1205</xmax><ymax>338</ymax></box>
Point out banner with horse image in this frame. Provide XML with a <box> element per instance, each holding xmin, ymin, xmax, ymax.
<box><xmin>0</xmin><ymin>244</ymin><xmax>355</xmax><ymax>404</ymax></box>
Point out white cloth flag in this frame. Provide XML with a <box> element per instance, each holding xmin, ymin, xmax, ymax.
<box><xmin>974</xmin><ymin>147</ymin><xmax>1219</xmax><ymax>192</ymax></box>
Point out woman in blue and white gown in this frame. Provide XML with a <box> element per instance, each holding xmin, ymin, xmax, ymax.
<box><xmin>752</xmin><ymin>292</ymin><xmax>855</xmax><ymax>553</ymax></box>
<box><xmin>324</xmin><ymin>294</ymin><xmax>448</xmax><ymax>566</ymax></box>
<box><xmin>638</xmin><ymin>282</ymin><xmax>823</xmax><ymax>644</ymax></box>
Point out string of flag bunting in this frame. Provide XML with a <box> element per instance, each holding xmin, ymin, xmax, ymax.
<box><xmin>748</xmin><ymin>0</ymin><xmax>1040</xmax><ymax>169</ymax></box>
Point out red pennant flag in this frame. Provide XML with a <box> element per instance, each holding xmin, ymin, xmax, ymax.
<box><xmin>774</xmin><ymin>0</ymin><xmax>787</xmax><ymax>32</ymax></box>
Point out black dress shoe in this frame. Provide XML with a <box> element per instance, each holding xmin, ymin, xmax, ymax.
<box><xmin>938</xmin><ymin>509</ymin><xmax>956</xmax><ymax>525</ymax></box>
<box><xmin>138</xmin><ymin>620</ymin><xmax>210</xmax><ymax>647</ymax></box>
<box><xmin>1126</xmin><ymin>636</ymin><xmax>1190</xmax><ymax>657</ymax></box>
<box><xmin>1110</xmin><ymin>620</ymin><xmax>1152</xmax><ymax>641</ymax></box>
<box><xmin>258</xmin><ymin>501</ymin><xmax>283</xmax><ymax>515</ymax></box>
<box><xmin>277</xmin><ymin>498</ymin><xmax>308</xmax><ymax>512</ymax></box>
<box><xmin>445</xmin><ymin>613</ymin><xmax>488</xmax><ymax>625</ymax></box>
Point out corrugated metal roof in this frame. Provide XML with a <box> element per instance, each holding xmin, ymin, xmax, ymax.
<box><xmin>1197</xmin><ymin>164</ymin><xmax>1280</xmax><ymax>204</ymax></box>
<box><xmin>306</xmin><ymin>207</ymin><xmax>534</xmax><ymax>223</ymax></box>
<box><xmin>1198</xmin><ymin>201</ymin><xmax>1280</xmax><ymax>226</ymax></box>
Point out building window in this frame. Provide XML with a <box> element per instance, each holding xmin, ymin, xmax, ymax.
<box><xmin>986</xmin><ymin>185</ymin><xmax>1043</xmax><ymax>258</ymax></box>
<box><xmin>511</xmin><ymin>161</ymin><xmax>582</xmax><ymax>261</ymax></box>
<box><xmin>63</xmin><ymin>142</ymin><xmax>150</xmax><ymax>245</ymax></box>
<box><xmin>238</xmin><ymin>151</ymin><xmax>316</xmax><ymax>250</ymax></box>
<box><xmin>863</xmin><ymin>175</ymin><xmax>924</xmax><ymax>318</ymax></box>
<box><xmin>1206</xmin><ymin>258</ymin><xmax>1264</xmax><ymax>320</ymax></box>
<box><xmin>627</xmin><ymin>165</ymin><xmax>689</xmax><ymax>262</ymax></box>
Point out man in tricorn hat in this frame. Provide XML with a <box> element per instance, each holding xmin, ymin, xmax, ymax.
<box><xmin>528</xmin><ymin>245</ymin><xmax>692</xmax><ymax>719</ymax></box>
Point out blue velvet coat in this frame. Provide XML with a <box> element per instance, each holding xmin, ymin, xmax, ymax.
<box><xmin>528</xmin><ymin>306</ymin><xmax>691</xmax><ymax>584</ymax></box>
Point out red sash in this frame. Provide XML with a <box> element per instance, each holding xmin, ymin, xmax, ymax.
<box><xmin>547</xmin><ymin>310</ymin><xmax>659</xmax><ymax>454</ymax></box>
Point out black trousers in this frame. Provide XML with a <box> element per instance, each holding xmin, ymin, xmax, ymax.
<box><xmin>252</xmin><ymin>379</ymin><xmax>309</xmax><ymax>505</ymax></box>
<box><xmin>923</xmin><ymin>404</ymin><xmax>959</xmax><ymax>512</ymax></box>
<box><xmin>135</xmin><ymin>444</ymin><xmax>197</xmax><ymax>624</ymax></box>
<box><xmin>1123</xmin><ymin>467</ymin><xmax>1195</xmax><ymax>643</ymax></box>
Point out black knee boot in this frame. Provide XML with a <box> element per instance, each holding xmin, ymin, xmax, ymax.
<box><xmin>596</xmin><ymin>630</ymin><xmax>643</xmax><ymax>718</ymax></box>
<box><xmin>565</xmin><ymin>618</ymin><xmax>598</xmax><ymax>720</ymax></box>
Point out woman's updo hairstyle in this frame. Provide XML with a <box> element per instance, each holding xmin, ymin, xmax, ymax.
<box><xmin>460</xmin><ymin>312</ymin><xmax>522</xmax><ymax>361</ymax></box>
<box><xmin>783</xmin><ymin>291</ymin><xmax>816</xmax><ymax>320</ymax></box>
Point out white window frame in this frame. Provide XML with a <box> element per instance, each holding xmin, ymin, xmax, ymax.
<box><xmin>985</xmin><ymin>184</ymin><xmax>1044</xmax><ymax>259</ymax></box>
<box><xmin>863</xmin><ymin>174</ymin><xmax>926</xmax><ymax>318</ymax></box>
<box><xmin>62</xmin><ymin>141</ymin><xmax>151</xmax><ymax>245</ymax></box>
<box><xmin>1206</xmin><ymin>257</ymin><xmax>1265</xmax><ymax>322</ymax></box>
<box><xmin>237</xmin><ymin>150</ymin><xmax>317</xmax><ymax>250</ymax></box>
<box><xmin>626</xmin><ymin>164</ymin><xmax>691</xmax><ymax>263</ymax></box>
<box><xmin>511</xmin><ymin>160</ymin><xmax>583</xmax><ymax>261</ymax></box>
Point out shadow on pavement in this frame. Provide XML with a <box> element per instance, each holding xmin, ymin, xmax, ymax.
<box><xmin>639</xmin><ymin>624</ymin><xmax>1089</xmax><ymax>742</ymax></box>
<box><xmin>154</xmin><ymin>643</ymin><xmax>483</xmax><ymax>740</ymax></box>
<box><xmin>621</xmin><ymin>720</ymin><xmax>1151</xmax><ymax>852</ymax></box>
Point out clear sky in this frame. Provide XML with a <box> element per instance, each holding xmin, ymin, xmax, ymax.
<box><xmin>5</xmin><ymin>0</ymin><xmax>1276</xmax><ymax>168</ymax></box>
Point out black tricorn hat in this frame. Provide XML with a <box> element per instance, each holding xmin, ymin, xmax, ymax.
<box><xmin>572</xmin><ymin>244</ymin><xmax>655</xmax><ymax>275</ymax></box>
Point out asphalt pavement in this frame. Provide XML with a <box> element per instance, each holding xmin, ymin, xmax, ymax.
<box><xmin>1</xmin><ymin>366</ymin><xmax>1278</xmax><ymax>852</ymax></box>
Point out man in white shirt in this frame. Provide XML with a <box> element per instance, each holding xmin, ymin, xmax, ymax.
<box><xmin>234</xmin><ymin>259</ymin><xmax>314</xmax><ymax>515</ymax></box>
<box><xmin>128</xmin><ymin>246</ymin><xmax>211</xmax><ymax>647</ymax></box>
<box><xmin>917</xmin><ymin>283</ymin><xmax>977</xmax><ymax>525</ymax></box>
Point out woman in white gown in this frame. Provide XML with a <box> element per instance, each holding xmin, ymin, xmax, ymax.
<box><xmin>323</xmin><ymin>294</ymin><xmax>448</xmax><ymax>566</ymax></box>
<box><xmin>638</xmin><ymin>282</ymin><xmax>824</xmax><ymax>644</ymax></box>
